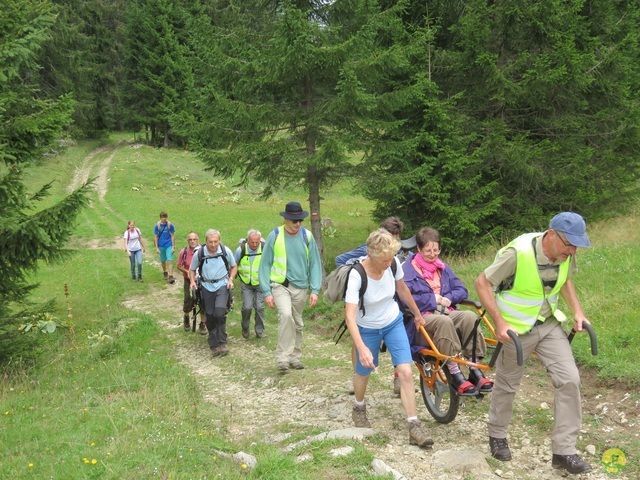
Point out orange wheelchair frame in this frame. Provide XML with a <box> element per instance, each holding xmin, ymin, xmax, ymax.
<box><xmin>414</xmin><ymin>300</ymin><xmax>597</xmax><ymax>424</ymax></box>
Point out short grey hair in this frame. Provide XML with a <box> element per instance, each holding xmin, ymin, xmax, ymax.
<box><xmin>205</xmin><ymin>229</ymin><xmax>221</xmax><ymax>241</ymax></box>
<box><xmin>246</xmin><ymin>228</ymin><xmax>262</xmax><ymax>240</ymax></box>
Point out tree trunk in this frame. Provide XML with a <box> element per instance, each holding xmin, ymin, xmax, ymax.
<box><xmin>163</xmin><ymin>122</ymin><xmax>169</xmax><ymax>148</ymax></box>
<box><xmin>303</xmin><ymin>75</ymin><xmax>325</xmax><ymax>275</ymax></box>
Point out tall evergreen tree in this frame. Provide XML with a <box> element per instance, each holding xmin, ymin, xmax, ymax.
<box><xmin>122</xmin><ymin>0</ymin><xmax>196</xmax><ymax>146</ymax></box>
<box><xmin>186</xmin><ymin>0</ymin><xmax>414</xmax><ymax>261</ymax></box>
<box><xmin>36</xmin><ymin>0</ymin><xmax>126</xmax><ymax>137</ymax></box>
<box><xmin>363</xmin><ymin>0</ymin><xmax>640</xmax><ymax>250</ymax></box>
<box><xmin>1</xmin><ymin>0</ymin><xmax>92</xmax><ymax>362</ymax></box>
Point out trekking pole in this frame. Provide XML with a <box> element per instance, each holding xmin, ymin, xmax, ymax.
<box><xmin>190</xmin><ymin>287</ymin><xmax>198</xmax><ymax>332</ymax></box>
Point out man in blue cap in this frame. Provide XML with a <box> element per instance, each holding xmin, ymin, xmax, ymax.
<box><xmin>474</xmin><ymin>212</ymin><xmax>592</xmax><ymax>474</ymax></box>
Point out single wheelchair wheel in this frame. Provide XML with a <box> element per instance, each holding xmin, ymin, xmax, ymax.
<box><xmin>419</xmin><ymin>362</ymin><xmax>459</xmax><ymax>424</ymax></box>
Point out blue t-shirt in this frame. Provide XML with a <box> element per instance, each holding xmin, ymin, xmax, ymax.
<box><xmin>154</xmin><ymin>221</ymin><xmax>175</xmax><ymax>248</ymax></box>
<box><xmin>190</xmin><ymin>245</ymin><xmax>236</xmax><ymax>292</ymax></box>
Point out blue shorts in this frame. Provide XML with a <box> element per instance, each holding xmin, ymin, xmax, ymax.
<box><xmin>159</xmin><ymin>246</ymin><xmax>174</xmax><ymax>262</ymax></box>
<box><xmin>355</xmin><ymin>312</ymin><xmax>413</xmax><ymax>376</ymax></box>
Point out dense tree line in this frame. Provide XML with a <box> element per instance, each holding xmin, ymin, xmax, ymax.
<box><xmin>4</xmin><ymin>0</ymin><xmax>640</xmax><ymax>254</ymax></box>
<box><xmin>1</xmin><ymin>0</ymin><xmax>92</xmax><ymax>362</ymax></box>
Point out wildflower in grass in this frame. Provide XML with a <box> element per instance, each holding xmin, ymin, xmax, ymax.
<box><xmin>107</xmin><ymin>452</ymin><xmax>111</xmax><ymax>456</ymax></box>
<box><xmin>4</xmin><ymin>411</ymin><xmax>8</xmax><ymax>415</ymax></box>
<box><xmin>91</xmin><ymin>459</ymin><xmax>97</xmax><ymax>464</ymax></box>
<box><xmin>90</xmin><ymin>442</ymin><xmax>95</xmax><ymax>447</ymax></box>
<box><xmin>121</xmin><ymin>406</ymin><xmax>125</xmax><ymax>410</ymax></box>
<box><xmin>29</xmin><ymin>463</ymin><xmax>34</xmax><ymax>467</ymax></box>
<box><xmin>83</xmin><ymin>458</ymin><xmax>90</xmax><ymax>464</ymax></box>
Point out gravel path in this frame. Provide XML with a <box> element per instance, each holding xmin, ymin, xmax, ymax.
<box><xmin>123</xmin><ymin>285</ymin><xmax>637</xmax><ymax>480</ymax></box>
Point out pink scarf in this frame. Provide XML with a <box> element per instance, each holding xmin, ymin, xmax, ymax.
<box><xmin>412</xmin><ymin>253</ymin><xmax>445</xmax><ymax>281</ymax></box>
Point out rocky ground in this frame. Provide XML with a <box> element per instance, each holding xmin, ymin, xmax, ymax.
<box><xmin>123</xmin><ymin>283</ymin><xmax>638</xmax><ymax>480</ymax></box>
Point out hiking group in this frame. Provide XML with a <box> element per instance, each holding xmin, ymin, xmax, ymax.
<box><xmin>123</xmin><ymin>204</ymin><xmax>594</xmax><ymax>474</ymax></box>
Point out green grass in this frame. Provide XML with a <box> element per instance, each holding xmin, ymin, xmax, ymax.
<box><xmin>3</xmin><ymin>135</ymin><xmax>640</xmax><ymax>478</ymax></box>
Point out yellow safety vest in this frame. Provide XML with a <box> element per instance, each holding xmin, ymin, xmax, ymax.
<box><xmin>238</xmin><ymin>242</ymin><xmax>262</xmax><ymax>286</ymax></box>
<box><xmin>495</xmin><ymin>232</ymin><xmax>570</xmax><ymax>334</ymax></box>
<box><xmin>269</xmin><ymin>226</ymin><xmax>309</xmax><ymax>283</ymax></box>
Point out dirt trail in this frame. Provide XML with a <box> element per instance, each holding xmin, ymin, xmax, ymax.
<box><xmin>122</xmin><ymin>284</ymin><xmax>636</xmax><ymax>480</ymax></box>
<box><xmin>84</xmin><ymin>140</ymin><xmax>635</xmax><ymax>479</ymax></box>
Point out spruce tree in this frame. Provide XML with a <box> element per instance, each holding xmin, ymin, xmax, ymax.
<box><xmin>186</xmin><ymin>0</ymin><xmax>413</xmax><ymax>260</ymax></box>
<box><xmin>1</xmin><ymin>0</ymin><xmax>92</xmax><ymax>362</ymax></box>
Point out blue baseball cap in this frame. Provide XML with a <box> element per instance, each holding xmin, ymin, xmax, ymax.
<box><xmin>549</xmin><ymin>212</ymin><xmax>591</xmax><ymax>248</ymax></box>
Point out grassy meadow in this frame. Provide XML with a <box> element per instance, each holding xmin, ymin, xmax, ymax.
<box><xmin>1</xmin><ymin>134</ymin><xmax>639</xmax><ymax>478</ymax></box>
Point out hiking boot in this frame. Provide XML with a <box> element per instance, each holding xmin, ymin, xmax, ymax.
<box><xmin>409</xmin><ymin>420</ymin><xmax>434</xmax><ymax>448</ymax></box>
<box><xmin>352</xmin><ymin>404</ymin><xmax>371</xmax><ymax>428</ymax></box>
<box><xmin>219</xmin><ymin>344</ymin><xmax>229</xmax><ymax>357</ymax></box>
<box><xmin>132</xmin><ymin>277</ymin><xmax>137</xmax><ymax>281</ymax></box>
<box><xmin>393</xmin><ymin>375</ymin><xmax>401</xmax><ymax>396</ymax></box>
<box><xmin>552</xmin><ymin>454</ymin><xmax>592</xmax><ymax>474</ymax></box>
<box><xmin>137</xmin><ymin>276</ymin><xmax>143</xmax><ymax>282</ymax></box>
<box><xmin>489</xmin><ymin>437</ymin><xmax>512</xmax><ymax>461</ymax></box>
<box><xmin>168</xmin><ymin>275</ymin><xmax>175</xmax><ymax>284</ymax></box>
<box><xmin>256</xmin><ymin>331</ymin><xmax>267</xmax><ymax>338</ymax></box>
<box><xmin>198</xmin><ymin>322</ymin><xmax>207</xmax><ymax>335</ymax></box>
<box><xmin>289</xmin><ymin>361</ymin><xmax>305</xmax><ymax>370</ymax></box>
<box><xmin>183</xmin><ymin>315</ymin><xmax>190</xmax><ymax>332</ymax></box>
<box><xmin>242</xmin><ymin>328</ymin><xmax>250</xmax><ymax>339</ymax></box>
<box><xmin>277</xmin><ymin>362</ymin><xmax>289</xmax><ymax>371</ymax></box>
<box><xmin>163</xmin><ymin>271</ymin><xmax>169</xmax><ymax>280</ymax></box>
<box><xmin>211</xmin><ymin>347</ymin><xmax>222</xmax><ymax>358</ymax></box>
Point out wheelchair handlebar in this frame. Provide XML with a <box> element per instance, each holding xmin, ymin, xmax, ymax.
<box><xmin>488</xmin><ymin>330</ymin><xmax>523</xmax><ymax>368</ymax></box>
<box><xmin>567</xmin><ymin>322</ymin><xmax>598</xmax><ymax>356</ymax></box>
<box><xmin>459</xmin><ymin>299</ymin><xmax>482</xmax><ymax>309</ymax></box>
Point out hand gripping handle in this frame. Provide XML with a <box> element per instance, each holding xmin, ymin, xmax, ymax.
<box><xmin>488</xmin><ymin>330</ymin><xmax>523</xmax><ymax>368</ymax></box>
<box><xmin>567</xmin><ymin>322</ymin><xmax>598</xmax><ymax>356</ymax></box>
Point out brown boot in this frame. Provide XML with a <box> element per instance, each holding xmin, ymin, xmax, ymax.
<box><xmin>352</xmin><ymin>404</ymin><xmax>371</xmax><ymax>428</ymax></box>
<box><xmin>409</xmin><ymin>420</ymin><xmax>434</xmax><ymax>448</ymax></box>
<box><xmin>183</xmin><ymin>315</ymin><xmax>190</xmax><ymax>331</ymax></box>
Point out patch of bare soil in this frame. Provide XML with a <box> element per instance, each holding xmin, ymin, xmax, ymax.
<box><xmin>122</xmin><ymin>285</ymin><xmax>637</xmax><ymax>480</ymax></box>
<box><xmin>67</xmin><ymin>236</ymin><xmax>123</xmax><ymax>250</ymax></box>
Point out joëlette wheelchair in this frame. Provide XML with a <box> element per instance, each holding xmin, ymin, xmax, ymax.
<box><xmin>414</xmin><ymin>300</ymin><xmax>598</xmax><ymax>424</ymax></box>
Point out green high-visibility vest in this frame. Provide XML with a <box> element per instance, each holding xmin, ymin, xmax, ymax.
<box><xmin>238</xmin><ymin>241</ymin><xmax>262</xmax><ymax>286</ymax></box>
<box><xmin>495</xmin><ymin>232</ymin><xmax>570</xmax><ymax>334</ymax></box>
<box><xmin>269</xmin><ymin>226</ymin><xmax>309</xmax><ymax>283</ymax></box>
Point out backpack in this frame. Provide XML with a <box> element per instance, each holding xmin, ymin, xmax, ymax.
<box><xmin>238</xmin><ymin>238</ymin><xmax>265</xmax><ymax>261</ymax></box>
<box><xmin>195</xmin><ymin>243</ymin><xmax>234</xmax><ymax>313</ymax></box>
<box><xmin>156</xmin><ymin>221</ymin><xmax>173</xmax><ymax>237</ymax></box>
<box><xmin>274</xmin><ymin>226</ymin><xmax>310</xmax><ymax>247</ymax></box>
<box><xmin>324</xmin><ymin>259</ymin><xmax>398</xmax><ymax>344</ymax></box>
<box><xmin>126</xmin><ymin>228</ymin><xmax>141</xmax><ymax>242</ymax></box>
<box><xmin>196</xmin><ymin>242</ymin><xmax>230</xmax><ymax>281</ymax></box>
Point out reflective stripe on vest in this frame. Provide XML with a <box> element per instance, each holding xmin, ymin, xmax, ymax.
<box><xmin>495</xmin><ymin>232</ymin><xmax>570</xmax><ymax>334</ymax></box>
<box><xmin>238</xmin><ymin>243</ymin><xmax>262</xmax><ymax>286</ymax></box>
<box><xmin>269</xmin><ymin>226</ymin><xmax>309</xmax><ymax>283</ymax></box>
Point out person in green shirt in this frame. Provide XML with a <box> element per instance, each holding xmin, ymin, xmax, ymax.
<box><xmin>259</xmin><ymin>202</ymin><xmax>322</xmax><ymax>371</ymax></box>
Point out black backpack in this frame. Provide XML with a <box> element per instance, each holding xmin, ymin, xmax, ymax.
<box><xmin>196</xmin><ymin>242</ymin><xmax>230</xmax><ymax>281</ymax></box>
<box><xmin>329</xmin><ymin>259</ymin><xmax>398</xmax><ymax>344</ymax></box>
<box><xmin>195</xmin><ymin>243</ymin><xmax>234</xmax><ymax>313</ymax></box>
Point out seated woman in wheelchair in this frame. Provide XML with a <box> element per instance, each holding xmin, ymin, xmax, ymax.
<box><xmin>402</xmin><ymin>227</ymin><xmax>493</xmax><ymax>395</ymax></box>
